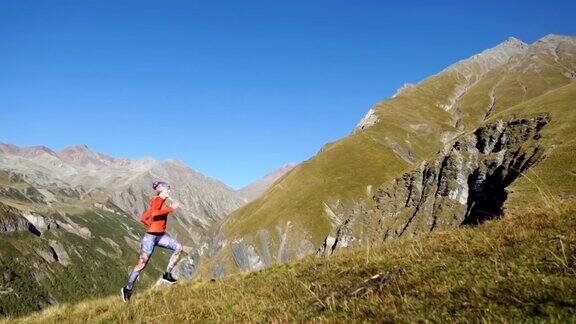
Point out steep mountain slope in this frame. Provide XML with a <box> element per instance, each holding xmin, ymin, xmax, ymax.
<box><xmin>204</xmin><ymin>35</ymin><xmax>576</xmax><ymax>276</ymax></box>
<box><xmin>0</xmin><ymin>144</ymin><xmax>245</xmax><ymax>316</ymax></box>
<box><xmin>237</xmin><ymin>163</ymin><xmax>297</xmax><ymax>202</ymax></box>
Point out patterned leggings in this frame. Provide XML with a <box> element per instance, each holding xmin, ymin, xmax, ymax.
<box><xmin>126</xmin><ymin>232</ymin><xmax>182</xmax><ymax>289</ymax></box>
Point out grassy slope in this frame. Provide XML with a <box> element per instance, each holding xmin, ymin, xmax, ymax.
<box><xmin>9</xmin><ymin>203</ymin><xmax>575</xmax><ymax>322</ymax></box>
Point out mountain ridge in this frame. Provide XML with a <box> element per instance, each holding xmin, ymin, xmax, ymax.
<box><xmin>201</xmin><ymin>34</ymin><xmax>576</xmax><ymax>277</ymax></box>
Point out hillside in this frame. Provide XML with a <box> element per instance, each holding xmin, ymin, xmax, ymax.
<box><xmin>202</xmin><ymin>35</ymin><xmax>576</xmax><ymax>276</ymax></box>
<box><xmin>0</xmin><ymin>145</ymin><xmax>245</xmax><ymax>316</ymax></box>
<box><xmin>7</xmin><ymin>205</ymin><xmax>575</xmax><ymax>322</ymax></box>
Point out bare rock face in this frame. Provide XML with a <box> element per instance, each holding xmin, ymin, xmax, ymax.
<box><xmin>35</xmin><ymin>248</ymin><xmax>57</xmax><ymax>263</ymax></box>
<box><xmin>0</xmin><ymin>210</ymin><xmax>31</xmax><ymax>234</ymax></box>
<box><xmin>21</xmin><ymin>213</ymin><xmax>59</xmax><ymax>234</ymax></box>
<box><xmin>354</xmin><ymin>108</ymin><xmax>379</xmax><ymax>132</ymax></box>
<box><xmin>231</xmin><ymin>238</ymin><xmax>264</xmax><ymax>272</ymax></box>
<box><xmin>173</xmin><ymin>256</ymin><xmax>196</xmax><ymax>280</ymax></box>
<box><xmin>47</xmin><ymin>240</ymin><xmax>71</xmax><ymax>266</ymax></box>
<box><xmin>389</xmin><ymin>115</ymin><xmax>546</xmax><ymax>231</ymax></box>
<box><xmin>55</xmin><ymin>216</ymin><xmax>92</xmax><ymax>239</ymax></box>
<box><xmin>33</xmin><ymin>241</ymin><xmax>71</xmax><ymax>266</ymax></box>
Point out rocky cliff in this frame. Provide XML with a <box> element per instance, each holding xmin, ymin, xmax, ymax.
<box><xmin>319</xmin><ymin>115</ymin><xmax>551</xmax><ymax>255</ymax></box>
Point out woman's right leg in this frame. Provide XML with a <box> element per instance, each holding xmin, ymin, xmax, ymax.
<box><xmin>126</xmin><ymin>233</ymin><xmax>156</xmax><ymax>290</ymax></box>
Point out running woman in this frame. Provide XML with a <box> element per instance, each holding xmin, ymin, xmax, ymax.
<box><xmin>121</xmin><ymin>180</ymin><xmax>183</xmax><ymax>302</ymax></box>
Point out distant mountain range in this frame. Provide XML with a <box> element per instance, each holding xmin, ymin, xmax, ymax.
<box><xmin>0</xmin><ymin>142</ymin><xmax>245</xmax><ymax>245</ymax></box>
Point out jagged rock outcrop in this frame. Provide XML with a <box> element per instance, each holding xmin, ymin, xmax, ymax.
<box><xmin>173</xmin><ymin>255</ymin><xmax>197</xmax><ymax>280</ymax></box>
<box><xmin>377</xmin><ymin>115</ymin><xmax>549</xmax><ymax>235</ymax></box>
<box><xmin>354</xmin><ymin>108</ymin><xmax>379</xmax><ymax>132</ymax></box>
<box><xmin>214</xmin><ymin>219</ymin><xmax>313</xmax><ymax>275</ymax></box>
<box><xmin>231</xmin><ymin>238</ymin><xmax>264</xmax><ymax>272</ymax></box>
<box><xmin>0</xmin><ymin>207</ymin><xmax>31</xmax><ymax>234</ymax></box>
<box><xmin>48</xmin><ymin>240</ymin><xmax>71</xmax><ymax>266</ymax></box>
<box><xmin>34</xmin><ymin>242</ymin><xmax>71</xmax><ymax>266</ymax></box>
<box><xmin>21</xmin><ymin>213</ymin><xmax>59</xmax><ymax>234</ymax></box>
<box><xmin>321</xmin><ymin>115</ymin><xmax>550</xmax><ymax>253</ymax></box>
<box><xmin>0</xmin><ymin>203</ymin><xmax>95</xmax><ymax>239</ymax></box>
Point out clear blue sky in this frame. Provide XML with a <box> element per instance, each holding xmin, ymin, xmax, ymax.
<box><xmin>1</xmin><ymin>1</ymin><xmax>575</xmax><ymax>188</ymax></box>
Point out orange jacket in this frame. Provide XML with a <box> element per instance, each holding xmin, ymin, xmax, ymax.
<box><xmin>139</xmin><ymin>196</ymin><xmax>174</xmax><ymax>233</ymax></box>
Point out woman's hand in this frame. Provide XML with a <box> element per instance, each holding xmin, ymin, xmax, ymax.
<box><xmin>171</xmin><ymin>201</ymin><xmax>180</xmax><ymax>209</ymax></box>
<box><xmin>159</xmin><ymin>189</ymin><xmax>171</xmax><ymax>199</ymax></box>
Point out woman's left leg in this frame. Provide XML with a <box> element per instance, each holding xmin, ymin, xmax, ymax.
<box><xmin>157</xmin><ymin>233</ymin><xmax>183</xmax><ymax>273</ymax></box>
